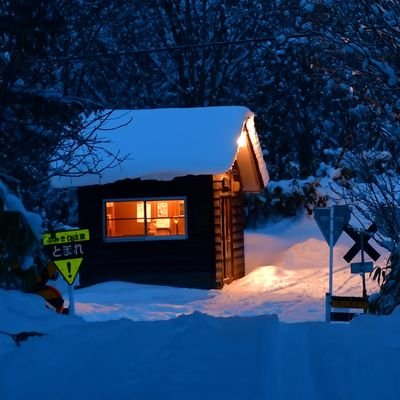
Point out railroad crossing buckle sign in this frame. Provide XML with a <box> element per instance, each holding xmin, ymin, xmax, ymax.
<box><xmin>343</xmin><ymin>224</ymin><xmax>380</xmax><ymax>263</ymax></box>
<box><xmin>43</xmin><ymin>229</ymin><xmax>90</xmax><ymax>285</ymax></box>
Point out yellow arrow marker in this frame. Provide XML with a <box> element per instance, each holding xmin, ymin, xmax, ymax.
<box><xmin>54</xmin><ymin>258</ymin><xmax>83</xmax><ymax>285</ymax></box>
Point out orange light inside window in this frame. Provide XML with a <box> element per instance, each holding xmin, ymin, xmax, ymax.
<box><xmin>105</xmin><ymin>201</ymin><xmax>145</xmax><ymax>238</ymax></box>
<box><xmin>105</xmin><ymin>199</ymin><xmax>186</xmax><ymax>239</ymax></box>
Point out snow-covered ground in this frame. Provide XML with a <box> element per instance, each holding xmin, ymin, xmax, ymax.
<box><xmin>1</xmin><ymin>213</ymin><xmax>397</xmax><ymax>400</ymax></box>
<box><xmin>68</xmin><ymin>213</ymin><xmax>383</xmax><ymax>324</ymax></box>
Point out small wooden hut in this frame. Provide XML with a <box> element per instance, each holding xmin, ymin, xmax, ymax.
<box><xmin>52</xmin><ymin>107</ymin><xmax>269</xmax><ymax>289</ymax></box>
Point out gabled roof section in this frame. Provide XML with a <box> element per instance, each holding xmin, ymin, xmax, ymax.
<box><xmin>235</xmin><ymin>113</ymin><xmax>269</xmax><ymax>192</ymax></box>
<box><xmin>51</xmin><ymin>106</ymin><xmax>268</xmax><ymax>192</ymax></box>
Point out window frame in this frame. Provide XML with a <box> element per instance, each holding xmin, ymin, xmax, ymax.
<box><xmin>102</xmin><ymin>196</ymin><xmax>188</xmax><ymax>242</ymax></box>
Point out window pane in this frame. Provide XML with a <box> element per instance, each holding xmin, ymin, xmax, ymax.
<box><xmin>105</xmin><ymin>201</ymin><xmax>145</xmax><ymax>237</ymax></box>
<box><xmin>146</xmin><ymin>199</ymin><xmax>186</xmax><ymax>237</ymax></box>
<box><xmin>105</xmin><ymin>198</ymin><xmax>186</xmax><ymax>239</ymax></box>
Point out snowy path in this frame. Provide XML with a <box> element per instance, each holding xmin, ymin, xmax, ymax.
<box><xmin>67</xmin><ymin>215</ymin><xmax>385</xmax><ymax>323</ymax></box>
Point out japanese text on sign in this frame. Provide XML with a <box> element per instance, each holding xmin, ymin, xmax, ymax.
<box><xmin>52</xmin><ymin>243</ymin><xmax>84</xmax><ymax>259</ymax></box>
<box><xmin>43</xmin><ymin>229</ymin><xmax>90</xmax><ymax>245</ymax></box>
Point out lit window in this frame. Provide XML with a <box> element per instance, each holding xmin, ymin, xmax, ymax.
<box><xmin>104</xmin><ymin>198</ymin><xmax>187</xmax><ymax>240</ymax></box>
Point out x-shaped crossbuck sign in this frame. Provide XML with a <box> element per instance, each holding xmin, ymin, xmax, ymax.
<box><xmin>343</xmin><ymin>224</ymin><xmax>380</xmax><ymax>263</ymax></box>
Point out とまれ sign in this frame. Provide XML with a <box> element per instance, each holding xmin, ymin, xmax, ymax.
<box><xmin>42</xmin><ymin>229</ymin><xmax>90</xmax><ymax>285</ymax></box>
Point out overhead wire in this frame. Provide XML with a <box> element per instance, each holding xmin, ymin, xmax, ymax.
<box><xmin>30</xmin><ymin>33</ymin><xmax>317</xmax><ymax>63</ymax></box>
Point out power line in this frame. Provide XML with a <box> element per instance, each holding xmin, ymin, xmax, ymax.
<box><xmin>48</xmin><ymin>33</ymin><xmax>316</xmax><ymax>63</ymax></box>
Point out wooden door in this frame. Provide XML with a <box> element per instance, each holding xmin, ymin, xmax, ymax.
<box><xmin>221</xmin><ymin>196</ymin><xmax>234</xmax><ymax>280</ymax></box>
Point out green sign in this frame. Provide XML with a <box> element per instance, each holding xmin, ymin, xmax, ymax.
<box><xmin>54</xmin><ymin>258</ymin><xmax>83</xmax><ymax>285</ymax></box>
<box><xmin>43</xmin><ymin>229</ymin><xmax>90</xmax><ymax>245</ymax></box>
<box><xmin>43</xmin><ymin>228</ymin><xmax>90</xmax><ymax>286</ymax></box>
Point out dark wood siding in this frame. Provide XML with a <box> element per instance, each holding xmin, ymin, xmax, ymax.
<box><xmin>232</xmin><ymin>194</ymin><xmax>245</xmax><ymax>280</ymax></box>
<box><xmin>77</xmin><ymin>175</ymin><xmax>217</xmax><ymax>289</ymax></box>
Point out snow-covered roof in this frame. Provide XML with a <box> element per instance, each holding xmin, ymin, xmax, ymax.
<box><xmin>51</xmin><ymin>106</ymin><xmax>268</xmax><ymax>191</ymax></box>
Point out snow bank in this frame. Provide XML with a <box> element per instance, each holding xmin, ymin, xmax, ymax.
<box><xmin>1</xmin><ymin>290</ymin><xmax>399</xmax><ymax>400</ymax></box>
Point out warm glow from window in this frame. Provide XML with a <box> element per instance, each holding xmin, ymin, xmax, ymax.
<box><xmin>104</xmin><ymin>198</ymin><xmax>187</xmax><ymax>240</ymax></box>
<box><xmin>237</xmin><ymin>132</ymin><xmax>246</xmax><ymax>148</ymax></box>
